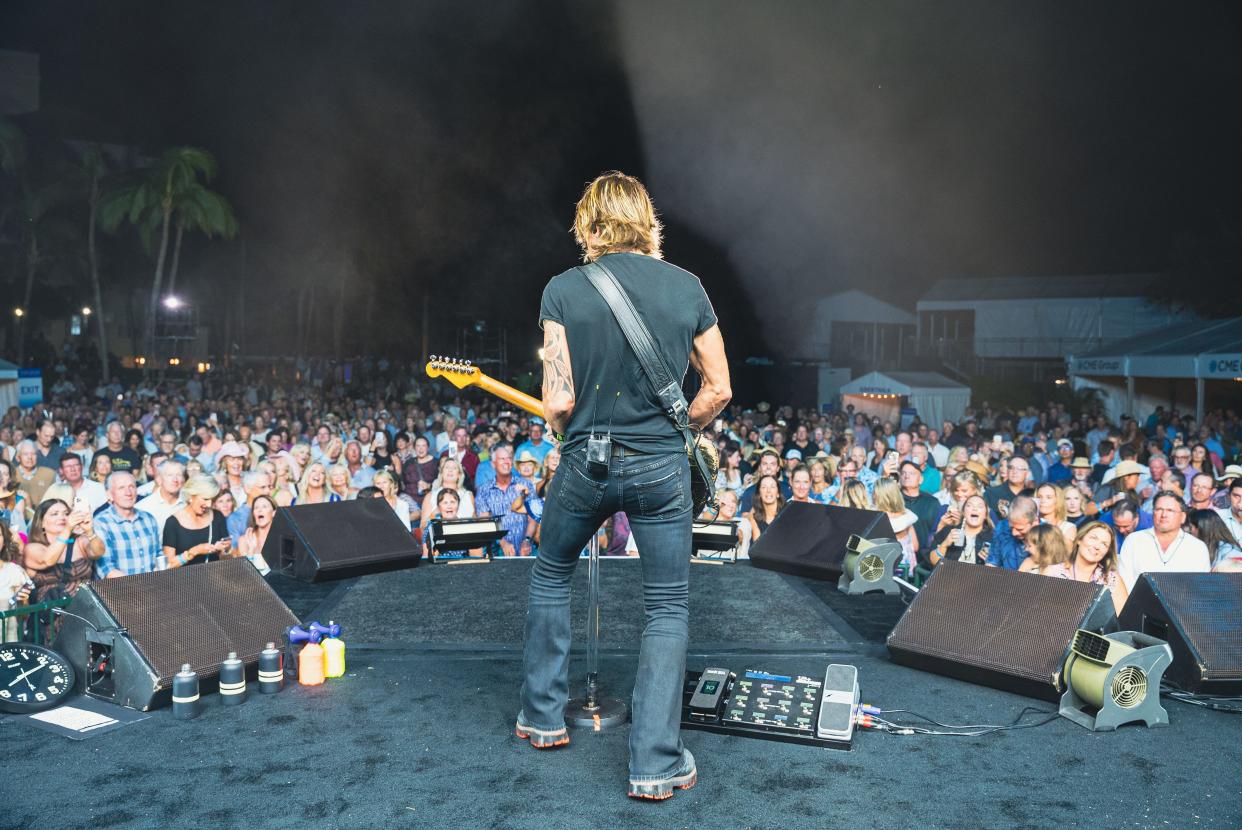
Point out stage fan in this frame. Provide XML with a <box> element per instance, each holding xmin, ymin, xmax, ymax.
<box><xmin>837</xmin><ymin>535</ymin><xmax>901</xmax><ymax>596</ymax></box>
<box><xmin>1059</xmin><ymin>629</ymin><xmax>1172</xmax><ymax>731</ymax></box>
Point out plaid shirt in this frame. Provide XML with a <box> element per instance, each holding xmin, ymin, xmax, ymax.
<box><xmin>476</xmin><ymin>476</ymin><xmax>535</xmax><ymax>553</ymax></box>
<box><xmin>94</xmin><ymin>504</ymin><xmax>163</xmax><ymax>577</ymax></box>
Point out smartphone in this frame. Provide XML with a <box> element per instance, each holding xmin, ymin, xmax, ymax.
<box><xmin>886</xmin><ymin>450</ymin><xmax>899</xmax><ymax>463</ymax></box>
<box><xmin>992</xmin><ymin>434</ymin><xmax>1003</xmax><ymax>445</ymax></box>
<box><xmin>714</xmin><ymin>419</ymin><xmax>724</xmax><ymax>433</ymax></box>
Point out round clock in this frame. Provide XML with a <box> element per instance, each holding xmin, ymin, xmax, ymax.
<box><xmin>0</xmin><ymin>642</ymin><xmax>76</xmax><ymax>714</ymax></box>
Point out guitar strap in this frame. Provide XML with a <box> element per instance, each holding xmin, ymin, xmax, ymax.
<box><xmin>580</xmin><ymin>260</ymin><xmax>716</xmax><ymax>511</ymax></box>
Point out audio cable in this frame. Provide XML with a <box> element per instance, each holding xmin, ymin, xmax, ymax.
<box><xmin>852</xmin><ymin>703</ymin><xmax>1059</xmax><ymax>737</ymax></box>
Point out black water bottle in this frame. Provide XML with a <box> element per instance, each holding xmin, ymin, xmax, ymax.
<box><xmin>219</xmin><ymin>651</ymin><xmax>247</xmax><ymax>706</ymax></box>
<box><xmin>258</xmin><ymin>642</ymin><xmax>283</xmax><ymax>694</ymax></box>
<box><xmin>173</xmin><ymin>664</ymin><xmax>201</xmax><ymax>720</ymax></box>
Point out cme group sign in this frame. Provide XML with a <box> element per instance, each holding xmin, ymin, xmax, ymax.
<box><xmin>1072</xmin><ymin>358</ymin><xmax>1123</xmax><ymax>374</ymax></box>
<box><xmin>1205</xmin><ymin>355</ymin><xmax>1242</xmax><ymax>377</ymax></box>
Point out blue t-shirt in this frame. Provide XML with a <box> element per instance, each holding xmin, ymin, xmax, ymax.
<box><xmin>515</xmin><ymin>439</ymin><xmax>554</xmax><ymax>465</ymax></box>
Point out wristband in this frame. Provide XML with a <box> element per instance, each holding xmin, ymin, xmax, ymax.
<box><xmin>178</xmin><ymin>553</ymin><xmax>188</xmax><ymax>566</ymax></box>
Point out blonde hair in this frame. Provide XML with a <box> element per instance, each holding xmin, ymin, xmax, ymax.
<box><xmin>873</xmin><ymin>478</ymin><xmax>906</xmax><ymax>514</ymax></box>
<box><xmin>839</xmin><ymin>480</ymin><xmax>871</xmax><ymax>510</ymax></box>
<box><xmin>373</xmin><ymin>469</ymin><xmax>398</xmax><ymax>497</ymax></box>
<box><xmin>1036</xmin><ymin>483</ymin><xmax>1067</xmax><ymax>524</ymax></box>
<box><xmin>1026</xmin><ymin>524</ymin><xmax>1070</xmax><ymax>571</ymax></box>
<box><xmin>183</xmin><ymin>474</ymin><xmax>221</xmax><ymax>501</ymax></box>
<box><xmin>297</xmin><ymin>461</ymin><xmax>328</xmax><ymax>502</ymax></box>
<box><xmin>435</xmin><ymin>458</ymin><xmax>465</xmax><ymax>490</ymax></box>
<box><xmin>572</xmin><ymin>171</ymin><xmax>663</xmax><ymax>262</ymax></box>
<box><xmin>327</xmin><ymin>464</ymin><xmax>351</xmax><ymax>496</ymax></box>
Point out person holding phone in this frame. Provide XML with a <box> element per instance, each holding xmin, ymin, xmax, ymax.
<box><xmin>162</xmin><ymin>475</ymin><xmax>234</xmax><ymax>567</ymax></box>
<box><xmin>925</xmin><ymin>493</ymin><xmax>993</xmax><ymax>569</ymax></box>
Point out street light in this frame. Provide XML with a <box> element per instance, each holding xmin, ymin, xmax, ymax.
<box><xmin>13</xmin><ymin>308</ymin><xmax>23</xmax><ymax>317</ymax></box>
<box><xmin>81</xmin><ymin>306</ymin><xmax>92</xmax><ymax>316</ymax></box>
<box><xmin>163</xmin><ymin>296</ymin><xmax>183</xmax><ymax>310</ymax></box>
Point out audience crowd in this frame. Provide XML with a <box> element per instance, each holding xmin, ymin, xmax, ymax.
<box><xmin>1</xmin><ymin>357</ymin><xmax>1239</xmax><ymax>634</ymax></box>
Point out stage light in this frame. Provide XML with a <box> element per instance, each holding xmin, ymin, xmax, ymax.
<box><xmin>135</xmin><ymin>356</ymin><xmax>146</xmax><ymax>366</ymax></box>
<box><xmin>13</xmin><ymin>307</ymin><xmax>23</xmax><ymax>317</ymax></box>
<box><xmin>163</xmin><ymin>296</ymin><xmax>183</xmax><ymax>310</ymax></box>
<box><xmin>168</xmin><ymin>357</ymin><xmax>181</xmax><ymax>366</ymax></box>
<box><xmin>81</xmin><ymin>306</ymin><xmax>92</xmax><ymax>316</ymax></box>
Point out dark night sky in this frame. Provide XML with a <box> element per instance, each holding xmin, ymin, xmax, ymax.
<box><xmin>3</xmin><ymin>1</ymin><xmax>1241</xmax><ymax>360</ymax></box>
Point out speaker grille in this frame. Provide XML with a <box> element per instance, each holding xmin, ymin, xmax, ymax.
<box><xmin>90</xmin><ymin>559</ymin><xmax>299</xmax><ymax>689</ymax></box>
<box><xmin>1144</xmin><ymin>573</ymin><xmax>1242</xmax><ymax>682</ymax></box>
<box><xmin>887</xmin><ymin>561</ymin><xmax>1111</xmax><ymax>697</ymax></box>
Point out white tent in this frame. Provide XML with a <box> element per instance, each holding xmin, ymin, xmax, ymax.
<box><xmin>1068</xmin><ymin>316</ymin><xmax>1242</xmax><ymax>421</ymax></box>
<box><xmin>0</xmin><ymin>360</ymin><xmax>18</xmax><ymax>413</ymax></box>
<box><xmin>839</xmin><ymin>371</ymin><xmax>970</xmax><ymax>427</ymax></box>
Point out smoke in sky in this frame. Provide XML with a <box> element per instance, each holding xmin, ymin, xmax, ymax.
<box><xmin>615</xmin><ymin>0</ymin><xmax>1242</xmax><ymax>352</ymax></box>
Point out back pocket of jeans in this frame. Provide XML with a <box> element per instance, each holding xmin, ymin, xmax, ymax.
<box><xmin>554</xmin><ymin>460</ymin><xmax>607</xmax><ymax>514</ymax></box>
<box><xmin>635</xmin><ymin>464</ymin><xmax>687</xmax><ymax>519</ymax></box>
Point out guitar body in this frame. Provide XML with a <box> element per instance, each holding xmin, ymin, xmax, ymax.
<box><xmin>426</xmin><ymin>356</ymin><xmax>718</xmax><ymax>514</ymax></box>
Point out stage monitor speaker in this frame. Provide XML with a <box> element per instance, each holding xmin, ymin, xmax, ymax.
<box><xmin>1118</xmin><ymin>572</ymin><xmax>1242</xmax><ymax>695</ymax></box>
<box><xmin>262</xmin><ymin>498</ymin><xmax>422</xmax><ymax>583</ymax></box>
<box><xmin>886</xmin><ymin>561</ymin><xmax>1117</xmax><ymax>700</ymax></box>
<box><xmin>53</xmin><ymin>559</ymin><xmax>299</xmax><ymax>711</ymax></box>
<box><xmin>749</xmin><ymin>502</ymin><xmax>894</xmax><ymax>581</ymax></box>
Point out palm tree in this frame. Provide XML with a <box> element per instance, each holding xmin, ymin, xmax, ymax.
<box><xmin>80</xmin><ymin>146</ymin><xmax>111</xmax><ymax>381</ymax></box>
<box><xmin>99</xmin><ymin>147</ymin><xmax>236</xmax><ymax>362</ymax></box>
<box><xmin>165</xmin><ymin>181</ymin><xmax>238</xmax><ymax>295</ymax></box>
<box><xmin>9</xmin><ymin>171</ymin><xmax>77</xmax><ymax>364</ymax></box>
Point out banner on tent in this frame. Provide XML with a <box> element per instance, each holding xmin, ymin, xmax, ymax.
<box><xmin>1204</xmin><ymin>355</ymin><xmax>1242</xmax><ymax>378</ymax></box>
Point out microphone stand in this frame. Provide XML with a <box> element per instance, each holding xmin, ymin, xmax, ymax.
<box><xmin>565</xmin><ymin>527</ymin><xmax>628</xmax><ymax>730</ymax></box>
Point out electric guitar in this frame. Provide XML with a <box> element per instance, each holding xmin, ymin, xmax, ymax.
<box><xmin>424</xmin><ymin>355</ymin><xmax>719</xmax><ymax>514</ymax></box>
<box><xmin>424</xmin><ymin>356</ymin><xmax>543</xmax><ymax>418</ymax></box>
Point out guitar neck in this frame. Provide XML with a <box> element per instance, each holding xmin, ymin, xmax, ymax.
<box><xmin>474</xmin><ymin>374</ymin><xmax>544</xmax><ymax>419</ymax></box>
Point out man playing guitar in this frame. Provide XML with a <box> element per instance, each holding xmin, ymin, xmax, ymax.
<box><xmin>514</xmin><ymin>171</ymin><xmax>731</xmax><ymax>800</ymax></box>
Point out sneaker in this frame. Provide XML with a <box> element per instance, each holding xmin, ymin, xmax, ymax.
<box><xmin>627</xmin><ymin>750</ymin><xmax>697</xmax><ymax>800</ymax></box>
<box><xmin>514</xmin><ymin>715</ymin><xmax>570</xmax><ymax>749</ymax></box>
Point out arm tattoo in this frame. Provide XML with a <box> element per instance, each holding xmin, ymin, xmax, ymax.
<box><xmin>542</xmin><ymin>322</ymin><xmax>575</xmax><ymax>403</ymax></box>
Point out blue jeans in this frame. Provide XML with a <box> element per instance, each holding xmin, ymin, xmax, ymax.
<box><xmin>520</xmin><ymin>445</ymin><xmax>691</xmax><ymax>780</ymax></box>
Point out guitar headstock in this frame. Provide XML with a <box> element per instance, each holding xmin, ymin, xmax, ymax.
<box><xmin>425</xmin><ymin>355</ymin><xmax>481</xmax><ymax>389</ymax></box>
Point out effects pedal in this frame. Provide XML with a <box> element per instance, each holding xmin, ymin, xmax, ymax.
<box><xmin>688</xmin><ymin>667</ymin><xmax>730</xmax><ymax>722</ymax></box>
<box><xmin>816</xmin><ymin>664</ymin><xmax>859</xmax><ymax>742</ymax></box>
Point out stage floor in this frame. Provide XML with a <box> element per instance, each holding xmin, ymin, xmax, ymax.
<box><xmin>2</xmin><ymin>560</ymin><xmax>1240</xmax><ymax>830</ymax></box>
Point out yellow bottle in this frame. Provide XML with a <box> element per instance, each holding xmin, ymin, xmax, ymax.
<box><xmin>323</xmin><ymin>634</ymin><xmax>346</xmax><ymax>678</ymax></box>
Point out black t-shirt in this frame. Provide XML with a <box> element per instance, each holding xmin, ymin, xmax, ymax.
<box><xmin>902</xmin><ymin>491</ymin><xmax>941</xmax><ymax>549</ymax></box>
<box><xmin>96</xmin><ymin>446</ymin><xmax>143</xmax><ymax>473</ymax></box>
<box><xmin>162</xmin><ymin>511</ymin><xmax>231</xmax><ymax>564</ymax></box>
<box><xmin>539</xmin><ymin>253</ymin><xmax>717</xmax><ymax>454</ymax></box>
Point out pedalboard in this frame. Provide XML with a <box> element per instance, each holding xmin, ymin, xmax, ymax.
<box><xmin>680</xmin><ymin>665</ymin><xmax>858</xmax><ymax>750</ymax></box>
